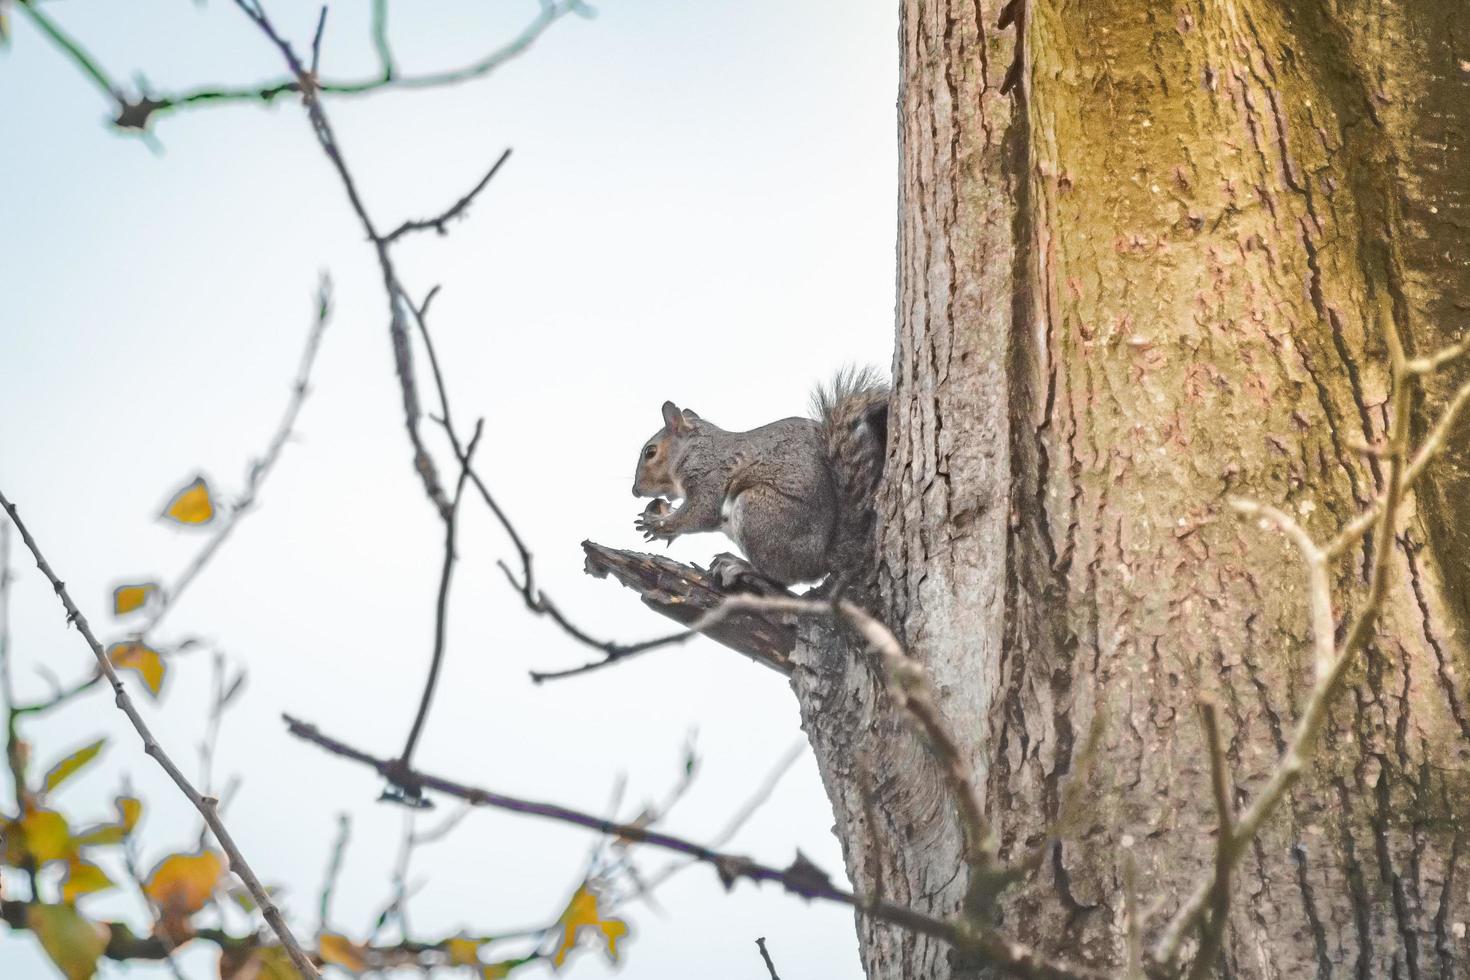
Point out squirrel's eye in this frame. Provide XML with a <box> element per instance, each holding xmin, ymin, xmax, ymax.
<box><xmin>643</xmin><ymin>445</ymin><xmax>657</xmax><ymax>460</ymax></box>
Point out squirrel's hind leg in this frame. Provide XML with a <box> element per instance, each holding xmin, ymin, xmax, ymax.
<box><xmin>709</xmin><ymin>553</ymin><xmax>790</xmax><ymax>596</ymax></box>
<box><xmin>726</xmin><ymin>486</ymin><xmax>833</xmax><ymax>586</ymax></box>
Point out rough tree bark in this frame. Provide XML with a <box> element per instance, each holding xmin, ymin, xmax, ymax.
<box><xmin>797</xmin><ymin>1</ymin><xmax>1470</xmax><ymax>978</ymax></box>
<box><xmin>588</xmin><ymin>1</ymin><xmax>1468</xmax><ymax>975</ymax></box>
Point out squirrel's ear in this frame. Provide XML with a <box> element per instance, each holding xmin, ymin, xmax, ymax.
<box><xmin>662</xmin><ymin>401</ymin><xmax>696</xmax><ymax>435</ymax></box>
<box><xmin>683</xmin><ymin>409</ymin><xmax>701</xmax><ymax>420</ymax></box>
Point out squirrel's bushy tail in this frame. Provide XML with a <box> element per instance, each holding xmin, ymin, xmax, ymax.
<box><xmin>812</xmin><ymin>366</ymin><xmax>890</xmax><ymax>576</ymax></box>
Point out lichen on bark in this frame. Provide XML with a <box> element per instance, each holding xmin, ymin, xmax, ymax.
<box><xmin>790</xmin><ymin>1</ymin><xmax>1470</xmax><ymax>977</ymax></box>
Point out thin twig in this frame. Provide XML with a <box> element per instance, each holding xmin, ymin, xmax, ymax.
<box><xmin>367</xmin><ymin>812</ymin><xmax>416</xmax><ymax>944</ymax></box>
<box><xmin>397</xmin><ymin>420</ymin><xmax>484</xmax><ymax>775</ymax></box>
<box><xmin>229</xmin><ymin>0</ymin><xmax>454</xmax><ymax>519</ymax></box>
<box><xmin>229</xmin><ymin>0</ymin><xmax>658</xmax><ymax>779</ymax></box>
<box><xmin>141</xmin><ymin>273</ymin><xmax>334</xmax><ymax>638</ymax></box>
<box><xmin>370</xmin><ymin>0</ymin><xmax>394</xmax><ymax>78</ymax></box>
<box><xmin>118</xmin><ymin>809</ymin><xmax>189</xmax><ymax>980</ymax></box>
<box><xmin>524</xmin><ymin>612</ymin><xmax>703</xmax><ymax>684</ymax></box>
<box><xmin>1184</xmin><ymin>700</ymin><xmax>1234</xmax><ymax>980</ymax></box>
<box><xmin>532</xmin><ymin>583</ymin><xmax>995</xmax><ymax>874</ymax></box>
<box><xmin>1406</xmin><ymin>333</ymin><xmax>1470</xmax><ymax>374</ymax></box>
<box><xmin>1122</xmin><ymin>854</ymin><xmax>1143</xmax><ymax>980</ymax></box>
<box><xmin>637</xmin><ymin>741</ymin><xmax>804</xmax><ymax>895</ymax></box>
<box><xmin>0</xmin><ymin>492</ymin><xmax>319</xmax><ymax>979</ymax></box>
<box><xmin>1228</xmin><ymin>500</ymin><xmax>1334</xmax><ymax>678</ymax></box>
<box><xmin>29</xmin><ymin>0</ymin><xmax>585</xmax><ymax>131</ymax></box>
<box><xmin>756</xmin><ymin>937</ymin><xmax>782</xmax><ymax>980</ymax></box>
<box><xmin>318</xmin><ymin>813</ymin><xmax>351</xmax><ymax>935</ymax></box>
<box><xmin>0</xmin><ymin>518</ymin><xmax>13</xmax><ymax>713</ymax></box>
<box><xmin>1156</xmin><ymin>301</ymin><xmax>1453</xmax><ymax>969</ymax></box>
<box><xmin>698</xmin><ymin>594</ymin><xmax>993</xmax><ymax>867</ymax></box>
<box><xmin>15</xmin><ymin>1</ymin><xmax>122</xmax><ymax>102</ymax></box>
<box><xmin>1323</xmin><ymin>376</ymin><xmax>1470</xmax><ymax>558</ymax></box>
<box><xmin>383</xmin><ymin>148</ymin><xmax>513</xmax><ymax>244</ymax></box>
<box><xmin>4</xmin><ymin>275</ymin><xmax>334</xmax><ymax>735</ymax></box>
<box><xmin>308</xmin><ymin>7</ymin><xmax>328</xmax><ymax>78</ymax></box>
<box><xmin>234</xmin><ymin>0</ymin><xmax>667</xmax><ymax>706</ymax></box>
<box><xmin>282</xmin><ymin>713</ymin><xmax>1105</xmax><ymax>980</ymax></box>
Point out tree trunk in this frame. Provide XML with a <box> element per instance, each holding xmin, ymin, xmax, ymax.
<box><xmin>792</xmin><ymin>1</ymin><xmax>1470</xmax><ymax>977</ymax></box>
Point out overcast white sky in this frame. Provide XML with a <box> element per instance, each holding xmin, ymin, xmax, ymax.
<box><xmin>0</xmin><ymin>2</ymin><xmax>897</xmax><ymax>977</ymax></box>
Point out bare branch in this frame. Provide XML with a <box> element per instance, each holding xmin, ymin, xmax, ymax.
<box><xmin>318</xmin><ymin>813</ymin><xmax>351</xmax><ymax>935</ymax></box>
<box><xmin>308</xmin><ymin>7</ymin><xmax>328</xmax><ymax>78</ymax></box>
<box><xmin>142</xmin><ymin>273</ymin><xmax>334</xmax><ymax>637</ymax></box>
<box><xmin>370</xmin><ymin>0</ymin><xmax>395</xmax><ymax>78</ymax></box>
<box><xmin>706</xmin><ymin>593</ymin><xmax>992</xmax><ymax>869</ymax></box>
<box><xmin>636</xmin><ymin>741</ymin><xmax>805</xmax><ymax>895</ymax></box>
<box><xmin>756</xmin><ymin>937</ymin><xmax>782</xmax><ymax>980</ymax></box>
<box><xmin>0</xmin><ymin>518</ymin><xmax>13</xmax><ymax>713</ymax></box>
<box><xmin>1157</xmin><ymin>300</ymin><xmax>1461</xmax><ymax>970</ymax></box>
<box><xmin>228</xmin><ymin>0</ymin><xmax>662</xmax><ymax>768</ymax></box>
<box><xmin>1227</xmin><ymin>499</ymin><xmax>1334</xmax><ymax>678</ymax></box>
<box><xmin>1406</xmin><ymin>333</ymin><xmax>1470</xmax><ymax>374</ymax></box>
<box><xmin>383</xmin><ymin>148</ymin><xmax>513</xmax><ymax>244</ymax></box>
<box><xmin>1184</xmin><ymin>700</ymin><xmax>1234</xmax><ymax>980</ymax></box>
<box><xmin>572</xmin><ymin>558</ymin><xmax>1003</xmax><ymax>882</ymax></box>
<box><xmin>397</xmin><ymin>420</ymin><xmax>484</xmax><ymax>777</ymax></box>
<box><xmin>27</xmin><ymin>1</ymin><xmax>585</xmax><ymax>131</ymax></box>
<box><xmin>229</xmin><ymin>0</ymin><xmax>454</xmax><ymax>518</ymax></box>
<box><xmin>0</xmin><ymin>493</ymin><xmax>320</xmax><ymax>979</ymax></box>
<box><xmin>117</xmin><ymin>811</ymin><xmax>189</xmax><ymax>980</ymax></box>
<box><xmin>1122</xmin><ymin>854</ymin><xmax>1143</xmax><ymax>980</ymax></box>
<box><xmin>1324</xmin><ymin>375</ymin><xmax>1470</xmax><ymax>558</ymax></box>
<box><xmin>558</xmin><ymin>542</ymin><xmax>796</xmax><ymax>679</ymax></box>
<box><xmin>282</xmin><ymin>714</ymin><xmax>1106</xmax><ymax>980</ymax></box>
<box><xmin>14</xmin><ymin>1</ymin><xmax>123</xmax><ymax>104</ymax></box>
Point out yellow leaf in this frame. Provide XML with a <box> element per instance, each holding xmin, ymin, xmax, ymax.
<box><xmin>319</xmin><ymin>933</ymin><xmax>368</xmax><ymax>973</ymax></box>
<box><xmin>551</xmin><ymin>885</ymin><xmax>629</xmax><ymax>968</ymax></box>
<box><xmin>446</xmin><ymin>937</ymin><xmax>482</xmax><ymax>966</ymax></box>
<box><xmin>26</xmin><ymin>904</ymin><xmax>109</xmax><ymax>980</ymax></box>
<box><xmin>144</xmin><ymin>849</ymin><xmax>225</xmax><ymax>922</ymax></box>
<box><xmin>112</xmin><ymin>582</ymin><xmax>159</xmax><ymax>616</ymax></box>
<box><xmin>42</xmin><ymin>739</ymin><xmax>107</xmax><ymax>795</ymax></box>
<box><xmin>74</xmin><ymin>797</ymin><xmax>141</xmax><ymax>848</ymax></box>
<box><xmin>61</xmin><ymin>860</ymin><xmax>115</xmax><ymax>903</ymax></box>
<box><xmin>107</xmin><ymin>643</ymin><xmax>166</xmax><ymax>697</ymax></box>
<box><xmin>481</xmin><ymin>962</ymin><xmax>516</xmax><ymax>980</ymax></box>
<box><xmin>117</xmin><ymin>796</ymin><xmax>142</xmax><ymax>832</ymax></box>
<box><xmin>17</xmin><ymin>809</ymin><xmax>75</xmax><ymax>865</ymax></box>
<box><xmin>161</xmin><ymin>476</ymin><xmax>215</xmax><ymax>525</ymax></box>
<box><xmin>72</xmin><ymin>825</ymin><xmax>124</xmax><ymax>848</ymax></box>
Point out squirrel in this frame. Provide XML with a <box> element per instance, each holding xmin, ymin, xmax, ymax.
<box><xmin>631</xmin><ymin>368</ymin><xmax>890</xmax><ymax>586</ymax></box>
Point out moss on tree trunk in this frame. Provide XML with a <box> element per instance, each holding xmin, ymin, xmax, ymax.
<box><xmin>794</xmin><ymin>1</ymin><xmax>1470</xmax><ymax>976</ymax></box>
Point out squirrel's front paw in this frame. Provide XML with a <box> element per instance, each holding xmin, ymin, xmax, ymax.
<box><xmin>635</xmin><ymin>499</ymin><xmax>674</xmax><ymax>542</ymax></box>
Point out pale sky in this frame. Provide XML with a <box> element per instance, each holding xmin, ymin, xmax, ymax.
<box><xmin>0</xmin><ymin>2</ymin><xmax>897</xmax><ymax>978</ymax></box>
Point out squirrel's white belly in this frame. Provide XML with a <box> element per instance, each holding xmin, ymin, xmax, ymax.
<box><xmin>721</xmin><ymin>491</ymin><xmax>743</xmax><ymax>541</ymax></box>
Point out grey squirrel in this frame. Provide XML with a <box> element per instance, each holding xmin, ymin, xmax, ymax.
<box><xmin>631</xmin><ymin>368</ymin><xmax>889</xmax><ymax>586</ymax></box>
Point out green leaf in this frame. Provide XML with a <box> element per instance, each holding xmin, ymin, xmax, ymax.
<box><xmin>42</xmin><ymin>739</ymin><xmax>107</xmax><ymax>795</ymax></box>
<box><xmin>26</xmin><ymin>904</ymin><xmax>109</xmax><ymax>980</ymax></box>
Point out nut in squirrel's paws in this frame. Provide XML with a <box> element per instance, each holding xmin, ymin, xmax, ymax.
<box><xmin>634</xmin><ymin>498</ymin><xmax>674</xmax><ymax>542</ymax></box>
